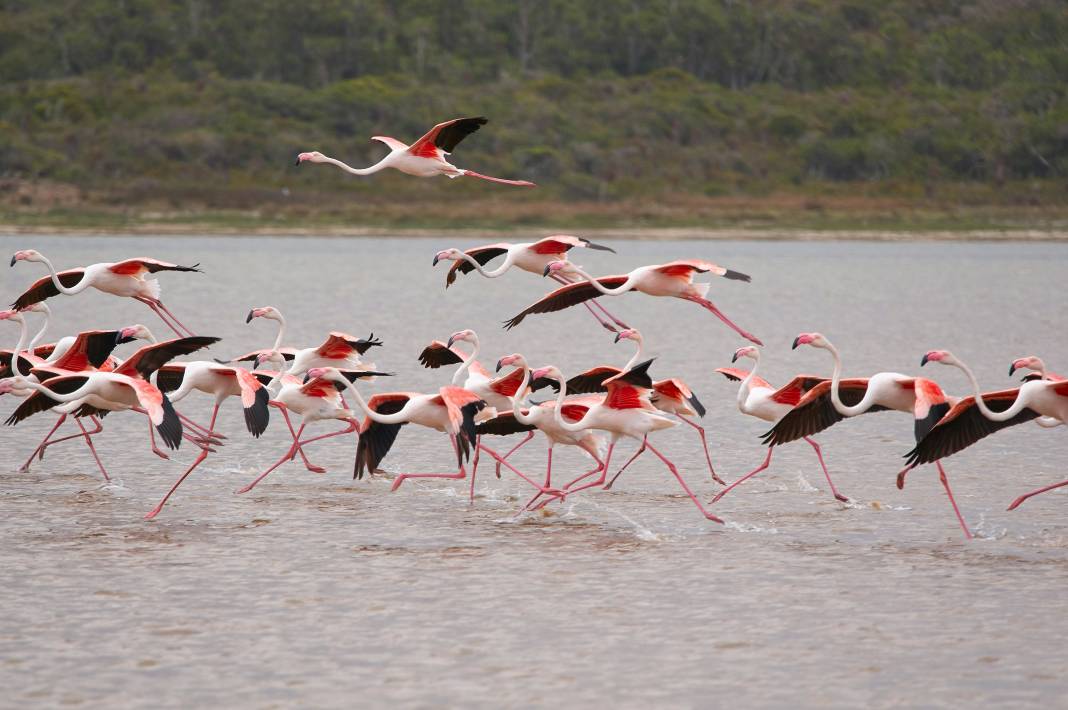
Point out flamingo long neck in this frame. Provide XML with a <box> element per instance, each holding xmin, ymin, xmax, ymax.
<box><xmin>451</xmin><ymin>336</ymin><xmax>480</xmax><ymax>386</ymax></box>
<box><xmin>457</xmin><ymin>250</ymin><xmax>516</xmax><ymax>279</ymax></box>
<box><xmin>952</xmin><ymin>359</ymin><xmax>1030</xmax><ymax>422</ymax></box>
<box><xmin>22</xmin><ymin>379</ymin><xmax>90</xmax><ymax>404</ymax></box>
<box><xmin>737</xmin><ymin>351</ymin><xmax>762</xmax><ymax>412</ymax></box>
<box><xmin>9</xmin><ymin>316</ymin><xmax>29</xmax><ymax>378</ymax></box>
<box><xmin>269</xmin><ymin>314</ymin><xmax>287</xmax><ymax>352</ymax></box>
<box><xmin>622</xmin><ymin>336</ymin><xmax>644</xmax><ymax>371</ymax></box>
<box><xmin>27</xmin><ymin>305</ymin><xmax>50</xmax><ymax>351</ymax></box>
<box><xmin>335</xmin><ymin>377</ymin><xmax>413</xmax><ymax>424</ymax></box>
<box><xmin>824</xmin><ymin>341</ymin><xmax>875</xmax><ymax>417</ymax></box>
<box><xmin>1033</xmin><ymin>358</ymin><xmax>1048</xmax><ymax>379</ymax></box>
<box><xmin>550</xmin><ymin>378</ymin><xmax>591</xmax><ymax>432</ymax></box>
<box><xmin>569</xmin><ymin>265</ymin><xmax>635</xmax><ymax>295</ymax></box>
<box><xmin>37</xmin><ymin>255</ymin><xmax>89</xmax><ymax>295</ymax></box>
<box><xmin>510</xmin><ymin>365</ymin><xmax>535</xmax><ymax>425</ymax></box>
<box><xmin>322</xmin><ymin>155</ymin><xmax>390</xmax><ymax>176</ymax></box>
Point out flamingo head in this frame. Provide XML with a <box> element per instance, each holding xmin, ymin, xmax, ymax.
<box><xmin>447</xmin><ymin>329</ymin><xmax>476</xmax><ymax>348</ymax></box>
<box><xmin>304</xmin><ymin>366</ymin><xmax>340</xmax><ymax>383</ymax></box>
<box><xmin>496</xmin><ymin>353</ymin><xmax>526</xmax><ymax>372</ymax></box>
<box><xmin>530</xmin><ymin>365</ymin><xmax>563</xmax><ymax>383</ymax></box>
<box><xmin>246</xmin><ymin>306</ymin><xmax>282</xmax><ymax>323</ymax></box>
<box><xmin>295</xmin><ymin>151</ymin><xmax>326</xmax><ymax>166</ymax></box>
<box><xmin>920</xmin><ymin>350</ymin><xmax>957</xmax><ymax>367</ymax></box>
<box><xmin>254</xmin><ymin>350</ymin><xmax>286</xmax><ymax>370</ymax></box>
<box><xmin>117</xmin><ymin>324</ymin><xmax>155</xmax><ymax>344</ymax></box>
<box><xmin>792</xmin><ymin>332</ymin><xmax>828</xmax><ymax>350</ymax></box>
<box><xmin>0</xmin><ymin>309</ymin><xmax>24</xmax><ymax>324</ymax></box>
<box><xmin>542</xmin><ymin>260</ymin><xmax>572</xmax><ymax>277</ymax></box>
<box><xmin>614</xmin><ymin>328</ymin><xmax>642</xmax><ymax>344</ymax></box>
<box><xmin>732</xmin><ymin>346</ymin><xmax>760</xmax><ymax>363</ymax></box>
<box><xmin>1009</xmin><ymin>355</ymin><xmax>1044</xmax><ymax>377</ymax></box>
<box><xmin>9</xmin><ymin>249</ymin><xmax>42</xmax><ymax>266</ymax></box>
<box><xmin>432</xmin><ymin>248</ymin><xmax>464</xmax><ymax>266</ymax></box>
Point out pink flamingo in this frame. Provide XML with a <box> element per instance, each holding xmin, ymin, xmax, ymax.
<box><xmin>541</xmin><ymin>328</ymin><xmax>724</xmax><ymax>488</ymax></box>
<box><xmin>477</xmin><ymin>353</ymin><xmax>606</xmax><ymax>512</ymax></box>
<box><xmin>505</xmin><ymin>259</ymin><xmax>761</xmax><ymax>345</ymax></box>
<box><xmin>770</xmin><ymin>333</ymin><xmax>973</xmax><ymax>537</ymax></box>
<box><xmin>711</xmin><ymin>346</ymin><xmax>844</xmax><ymax>503</ymax></box>
<box><xmin>296</xmin><ymin>116</ymin><xmax>535</xmax><ymax>186</ymax></box>
<box><xmin>9</xmin><ymin>251</ymin><xmax>201</xmax><ymax>338</ymax></box>
<box><xmin>432</xmin><ymin>235</ymin><xmax>628</xmax><ymax>333</ymax></box>
<box><xmin>233</xmin><ymin>306</ymin><xmax>382</xmax><ymax>375</ymax></box>
<box><xmin>531</xmin><ymin>360</ymin><xmax>724</xmax><ymax>523</ymax></box>
<box><xmin>908</xmin><ymin>350</ymin><xmax>1068</xmax><ymax>513</ymax></box>
<box><xmin>1009</xmin><ymin>356</ymin><xmax>1065</xmax><ymax>383</ymax></box>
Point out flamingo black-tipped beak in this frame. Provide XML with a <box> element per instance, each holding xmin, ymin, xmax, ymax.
<box><xmin>9</xmin><ymin>255</ymin><xmax>15</xmax><ymax>267</ymax></box>
<box><xmin>294</xmin><ymin>157</ymin><xmax>301</xmax><ymax>166</ymax></box>
<box><xmin>1008</xmin><ymin>364</ymin><xmax>1017</xmax><ymax>377</ymax></box>
<box><xmin>791</xmin><ymin>336</ymin><xmax>801</xmax><ymax>350</ymax></box>
<box><xmin>432</xmin><ymin>255</ymin><xmax>440</xmax><ymax>266</ymax></box>
<box><xmin>613</xmin><ymin>332</ymin><xmax>622</xmax><ymax>343</ymax></box>
<box><xmin>303</xmin><ymin>373</ymin><xmax>312</xmax><ymax>383</ymax></box>
<box><xmin>542</xmin><ymin>265</ymin><xmax>552</xmax><ymax>277</ymax></box>
<box><xmin>245</xmin><ymin>310</ymin><xmax>254</xmax><ymax>324</ymax></box>
<box><xmin>495</xmin><ymin>358</ymin><xmax>504</xmax><ymax>372</ymax></box>
<box><xmin>920</xmin><ymin>353</ymin><xmax>930</xmax><ymax>367</ymax></box>
<box><xmin>446</xmin><ymin>336</ymin><xmax>457</xmax><ymax>349</ymax></box>
<box><xmin>731</xmin><ymin>352</ymin><xmax>740</xmax><ymax>363</ymax></box>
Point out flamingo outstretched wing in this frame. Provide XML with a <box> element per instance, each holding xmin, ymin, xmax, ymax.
<box><xmin>12</xmin><ymin>270</ymin><xmax>85</xmax><ymax>309</ymax></box>
<box><xmin>114</xmin><ymin>337</ymin><xmax>220</xmax><ymax>379</ymax></box>
<box><xmin>443</xmin><ymin>244</ymin><xmax>510</xmax><ymax>287</ymax></box>
<box><xmin>108</xmin><ymin>258</ymin><xmax>201</xmax><ymax>277</ymax></box>
<box><xmin>654</xmin><ymin>260</ymin><xmax>750</xmax><ymax>282</ymax></box>
<box><xmin>418</xmin><ymin>340</ymin><xmax>466</xmax><ymax>368</ymax></box>
<box><xmin>354</xmin><ymin>393</ymin><xmax>415</xmax><ymax>479</ymax></box>
<box><xmin>408</xmin><ymin>117</ymin><xmax>487</xmax><ymax>159</ymax></box>
<box><xmin>768</xmin><ymin>375</ymin><xmax>827</xmax><ymax>407</ymax></box>
<box><xmin>761</xmin><ymin>379</ymin><xmax>887</xmax><ymax>446</ymax></box>
<box><xmin>476</xmin><ymin>410</ymin><xmax>537</xmax><ymax>437</ymax></box>
<box><xmin>565</xmin><ymin>366</ymin><xmax>623</xmax><ymax>394</ymax></box>
<box><xmin>529</xmin><ymin>235</ymin><xmax>615</xmax><ymax>255</ymax></box>
<box><xmin>6</xmin><ymin>374</ymin><xmax>90</xmax><ymax>425</ymax></box>
<box><xmin>48</xmin><ymin>330</ymin><xmax>129</xmax><ymax>373</ymax></box>
<box><xmin>504</xmin><ymin>276</ymin><xmax>630</xmax><ymax>329</ymax></box>
<box><xmin>714</xmin><ymin>367</ymin><xmax>773</xmax><ymax>389</ymax></box>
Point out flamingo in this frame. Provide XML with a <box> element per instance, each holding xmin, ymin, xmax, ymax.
<box><xmin>1009</xmin><ymin>356</ymin><xmax>1065</xmax><ymax>382</ymax></box>
<box><xmin>295</xmin><ymin>116</ymin><xmax>535</xmax><ymax>186</ymax></box>
<box><xmin>0</xmin><ymin>303</ymin><xmax>54</xmax><ymax>377</ymax></box>
<box><xmin>906</xmin><ymin>350</ymin><xmax>1068</xmax><ymax>512</ymax></box>
<box><xmin>767</xmin><ymin>333</ymin><xmax>973</xmax><ymax>537</ymax></box>
<box><xmin>538</xmin><ymin>328</ymin><xmax>724</xmax><ymax>487</ymax></box>
<box><xmin>9</xmin><ymin>251</ymin><xmax>202</xmax><ymax>338</ymax></box>
<box><xmin>231</xmin><ymin>306</ymin><xmax>382</xmax><ymax>376</ymax></box>
<box><xmin>531</xmin><ymin>360</ymin><xmax>724</xmax><ymax>523</ymax></box>
<box><xmin>432</xmin><ymin>235</ymin><xmax>628</xmax><ymax>333</ymax></box>
<box><xmin>505</xmin><ymin>259</ymin><xmax>761</xmax><ymax>345</ymax></box>
<box><xmin>710</xmin><ymin>346</ymin><xmax>845</xmax><ymax>503</ymax></box>
<box><xmin>477</xmin><ymin>353</ymin><xmax>606</xmax><ymax>512</ymax></box>
<box><xmin>309</xmin><ymin>367</ymin><xmax>555</xmax><ymax>497</ymax></box>
<box><xmin>235</xmin><ymin>352</ymin><xmax>392</xmax><ymax>492</ymax></box>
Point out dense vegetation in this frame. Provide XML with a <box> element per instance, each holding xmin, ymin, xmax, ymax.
<box><xmin>1</xmin><ymin>1</ymin><xmax>1066</xmax><ymax>228</ymax></box>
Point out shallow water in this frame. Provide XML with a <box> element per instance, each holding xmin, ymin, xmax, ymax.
<box><xmin>0</xmin><ymin>234</ymin><xmax>1066</xmax><ymax>708</ymax></box>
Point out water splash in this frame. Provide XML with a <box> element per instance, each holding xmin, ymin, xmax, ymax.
<box><xmin>795</xmin><ymin>472</ymin><xmax>818</xmax><ymax>493</ymax></box>
<box><xmin>725</xmin><ymin>521</ymin><xmax>780</xmax><ymax>534</ymax></box>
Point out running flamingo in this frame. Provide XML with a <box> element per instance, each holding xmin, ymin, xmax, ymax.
<box><xmin>232</xmin><ymin>306</ymin><xmax>382</xmax><ymax>375</ymax></box>
<box><xmin>532</xmin><ymin>360</ymin><xmax>724</xmax><ymax>522</ymax></box>
<box><xmin>9</xmin><ymin>251</ymin><xmax>202</xmax><ymax>337</ymax></box>
<box><xmin>907</xmin><ymin>350</ymin><xmax>1068</xmax><ymax>512</ymax></box>
<box><xmin>505</xmin><ymin>259</ymin><xmax>761</xmax><ymax>345</ymax></box>
<box><xmin>767</xmin><ymin>333</ymin><xmax>973</xmax><ymax>537</ymax></box>
<box><xmin>711</xmin><ymin>346</ymin><xmax>844</xmax><ymax>503</ymax></box>
<box><xmin>432</xmin><ymin>235</ymin><xmax>627</xmax><ymax>333</ymax></box>
<box><xmin>296</xmin><ymin>116</ymin><xmax>535</xmax><ymax>186</ymax></box>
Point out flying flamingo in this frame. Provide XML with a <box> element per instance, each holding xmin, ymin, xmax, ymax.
<box><xmin>531</xmin><ymin>360</ymin><xmax>725</xmax><ymax>523</ymax></box>
<box><xmin>711</xmin><ymin>346</ymin><xmax>844</xmax><ymax>503</ymax></box>
<box><xmin>232</xmin><ymin>306</ymin><xmax>382</xmax><ymax>375</ymax></box>
<box><xmin>432</xmin><ymin>235</ymin><xmax>628</xmax><ymax>333</ymax></box>
<box><xmin>906</xmin><ymin>350</ymin><xmax>1068</xmax><ymax>513</ymax></box>
<box><xmin>296</xmin><ymin>116</ymin><xmax>535</xmax><ymax>186</ymax></box>
<box><xmin>538</xmin><ymin>328</ymin><xmax>725</xmax><ymax>487</ymax></box>
<box><xmin>477</xmin><ymin>353</ymin><xmax>606</xmax><ymax>512</ymax></box>
<box><xmin>9</xmin><ymin>250</ymin><xmax>201</xmax><ymax>337</ymax></box>
<box><xmin>766</xmin><ymin>332</ymin><xmax>973</xmax><ymax>537</ymax></box>
<box><xmin>505</xmin><ymin>259</ymin><xmax>761</xmax><ymax>345</ymax></box>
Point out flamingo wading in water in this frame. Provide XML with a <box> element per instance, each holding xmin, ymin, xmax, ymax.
<box><xmin>296</xmin><ymin>116</ymin><xmax>535</xmax><ymax>186</ymax></box>
<box><xmin>505</xmin><ymin>259</ymin><xmax>761</xmax><ymax>345</ymax></box>
<box><xmin>10</xmin><ymin>250</ymin><xmax>202</xmax><ymax>338</ymax></box>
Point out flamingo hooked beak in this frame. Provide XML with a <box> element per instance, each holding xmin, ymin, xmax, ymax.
<box><xmin>791</xmin><ymin>336</ymin><xmax>802</xmax><ymax>350</ymax></box>
<box><xmin>613</xmin><ymin>332</ymin><xmax>622</xmax><ymax>343</ymax></box>
<box><xmin>432</xmin><ymin>255</ymin><xmax>440</xmax><ymax>266</ymax></box>
<box><xmin>245</xmin><ymin>310</ymin><xmax>255</xmax><ymax>324</ymax></box>
<box><xmin>294</xmin><ymin>156</ymin><xmax>302</xmax><ymax>166</ymax></box>
<box><xmin>9</xmin><ymin>255</ymin><xmax>16</xmax><ymax>267</ymax></box>
<box><xmin>731</xmin><ymin>351</ymin><xmax>740</xmax><ymax>362</ymax></box>
<box><xmin>446</xmin><ymin>334</ymin><xmax>458</xmax><ymax>348</ymax></box>
<box><xmin>920</xmin><ymin>353</ymin><xmax>931</xmax><ymax>367</ymax></box>
<box><xmin>1008</xmin><ymin>363</ymin><xmax>1019</xmax><ymax>377</ymax></box>
<box><xmin>542</xmin><ymin>265</ymin><xmax>552</xmax><ymax>277</ymax></box>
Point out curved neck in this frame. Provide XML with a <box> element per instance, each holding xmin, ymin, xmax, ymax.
<box><xmin>457</xmin><ymin>250</ymin><xmax>516</xmax><ymax>279</ymax></box>
<box><xmin>622</xmin><ymin>337</ymin><xmax>644</xmax><ymax>371</ymax></box>
<box><xmin>1033</xmin><ymin>358</ymin><xmax>1048</xmax><ymax>379</ymax></box>
<box><xmin>569</xmin><ymin>265</ymin><xmax>635</xmax><ymax>295</ymax></box>
<box><xmin>451</xmin><ymin>336</ymin><xmax>480</xmax><ymax>386</ymax></box>
<box><xmin>336</xmin><ymin>377</ymin><xmax>412</xmax><ymax>424</ymax></box>
<box><xmin>952</xmin><ymin>359</ymin><xmax>1028</xmax><ymax>422</ymax></box>
<box><xmin>9</xmin><ymin>317</ymin><xmax>29</xmax><ymax>377</ymax></box>
<box><xmin>27</xmin><ymin>306</ymin><xmax>50</xmax><ymax>351</ymax></box>
<box><xmin>323</xmin><ymin>155</ymin><xmax>389</xmax><ymax>176</ymax></box>
<box><xmin>269</xmin><ymin>314</ymin><xmax>287</xmax><ymax>352</ymax></box>
<box><xmin>510</xmin><ymin>366</ymin><xmax>535</xmax><ymax>424</ymax></box>
<box><xmin>737</xmin><ymin>351</ymin><xmax>762</xmax><ymax>411</ymax></box>
<box><xmin>824</xmin><ymin>341</ymin><xmax>872</xmax><ymax>416</ymax></box>
<box><xmin>38</xmin><ymin>255</ymin><xmax>87</xmax><ymax>295</ymax></box>
<box><xmin>550</xmin><ymin>378</ymin><xmax>589</xmax><ymax>432</ymax></box>
<box><xmin>23</xmin><ymin>379</ymin><xmax>87</xmax><ymax>404</ymax></box>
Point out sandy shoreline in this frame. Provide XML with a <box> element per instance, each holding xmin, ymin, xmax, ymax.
<box><xmin>2</xmin><ymin>224</ymin><xmax>1067</xmax><ymax>241</ymax></box>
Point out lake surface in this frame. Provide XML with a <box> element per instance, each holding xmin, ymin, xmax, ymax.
<box><xmin>0</xmin><ymin>234</ymin><xmax>1066</xmax><ymax>708</ymax></box>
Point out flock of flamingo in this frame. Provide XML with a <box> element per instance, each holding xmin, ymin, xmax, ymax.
<box><xmin>2</xmin><ymin>117</ymin><xmax>1065</xmax><ymax>538</ymax></box>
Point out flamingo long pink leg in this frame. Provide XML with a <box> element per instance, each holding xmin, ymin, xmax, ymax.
<box><xmin>285</xmin><ymin>421</ymin><xmax>358</xmax><ymax>470</ymax></box>
<box><xmin>35</xmin><ymin>415</ymin><xmax>105</xmax><ymax>463</ymax></box>
<box><xmin>134</xmin><ymin>296</ymin><xmax>186</xmax><ymax>338</ymax></box>
<box><xmin>936</xmin><ymin>461</ymin><xmax>972</xmax><ymax>539</ymax></box>
<box><xmin>1008</xmin><ymin>479</ymin><xmax>1068</xmax><ymax>511</ymax></box>
<box><xmin>550</xmin><ymin>274</ymin><xmax>620</xmax><ymax>333</ymax></box>
<box><xmin>494</xmin><ymin>431</ymin><xmax>536</xmax><ymax>478</ymax></box>
<box><xmin>712</xmin><ymin>447</ymin><xmax>774</xmax><ymax>503</ymax></box>
<box><xmin>520</xmin><ymin>445</ymin><xmax>555</xmax><ymax>513</ymax></box>
<box><xmin>557</xmin><ymin>442</ymin><xmax>615</xmax><ymax>497</ymax></box>
<box><xmin>523</xmin><ymin>443</ymin><xmax>605</xmax><ymax>513</ymax></box>
<box><xmin>20</xmin><ymin>414</ymin><xmax>69</xmax><ymax>472</ymax></box>
<box><xmin>274</xmin><ymin>404</ymin><xmax>324</xmax><ymax>473</ymax></box>
<box><xmin>144</xmin><ymin>448</ymin><xmax>210</xmax><ymax>519</ymax></box>
<box><xmin>468</xmin><ymin>436</ymin><xmax>482</xmax><ymax>502</ymax></box>
<box><xmin>236</xmin><ymin>423</ymin><xmax>306</xmax><ymax>494</ymax></box>
<box><xmin>476</xmin><ymin>443</ymin><xmax>567</xmax><ymax>498</ymax></box>
<box><xmin>588</xmin><ymin>298</ymin><xmax>630</xmax><ymax>330</ymax></box>
<box><xmin>390</xmin><ymin>437</ymin><xmax>467</xmax><ymax>492</ymax></box>
<box><xmin>803</xmin><ymin>436</ymin><xmax>848</xmax><ymax>502</ymax></box>
<box><xmin>151</xmin><ymin>298</ymin><xmax>197</xmax><ymax>337</ymax></box>
<box><xmin>644</xmin><ymin>441</ymin><xmax>723</xmax><ymax>523</ymax></box>
<box><xmin>74</xmin><ymin>417</ymin><xmax>111</xmax><ymax>482</ymax></box>
<box><xmin>677</xmin><ymin>414</ymin><xmax>726</xmax><ymax>485</ymax></box>
<box><xmin>684</xmin><ymin>295</ymin><xmax>762</xmax><ymax>346</ymax></box>
<box><xmin>603</xmin><ymin>437</ymin><xmax>647</xmax><ymax>490</ymax></box>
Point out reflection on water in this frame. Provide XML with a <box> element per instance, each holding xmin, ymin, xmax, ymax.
<box><xmin>0</xmin><ymin>234</ymin><xmax>1066</xmax><ymax>707</ymax></box>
